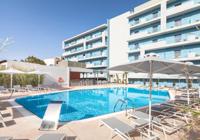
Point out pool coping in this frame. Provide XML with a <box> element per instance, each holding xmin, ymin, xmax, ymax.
<box><xmin>8</xmin><ymin>88</ymin><xmax>175</xmax><ymax>125</ymax></box>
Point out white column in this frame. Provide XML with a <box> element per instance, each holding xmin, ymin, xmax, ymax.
<box><xmin>140</xmin><ymin>49</ymin><xmax>145</xmax><ymax>58</ymax></box>
<box><xmin>161</xmin><ymin>0</ymin><xmax>167</xmax><ymax>32</ymax></box>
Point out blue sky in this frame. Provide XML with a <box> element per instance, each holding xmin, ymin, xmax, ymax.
<box><xmin>0</xmin><ymin>0</ymin><xmax>148</xmax><ymax>61</ymax></box>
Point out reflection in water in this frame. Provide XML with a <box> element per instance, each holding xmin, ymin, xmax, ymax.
<box><xmin>16</xmin><ymin>87</ymin><xmax>170</xmax><ymax>121</ymax></box>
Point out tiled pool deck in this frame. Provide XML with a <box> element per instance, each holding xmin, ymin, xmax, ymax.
<box><xmin>0</xmin><ymin>84</ymin><xmax>199</xmax><ymax>140</ymax></box>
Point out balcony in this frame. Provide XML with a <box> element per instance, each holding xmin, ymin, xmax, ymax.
<box><xmin>64</xmin><ymin>39</ymin><xmax>85</xmax><ymax>50</ymax></box>
<box><xmin>78</xmin><ymin>52</ymin><xmax>107</xmax><ymax>61</ymax></box>
<box><xmin>130</xmin><ymin>17</ymin><xmax>161</xmax><ymax>30</ymax></box>
<box><xmin>129</xmin><ymin>31</ymin><xmax>148</xmax><ymax>41</ymax></box>
<box><xmin>166</xmin><ymin>1</ymin><xmax>200</xmax><ymax>19</ymax></box>
<box><xmin>86</xmin><ymin>62</ymin><xmax>107</xmax><ymax>68</ymax></box>
<box><xmin>86</xmin><ymin>32</ymin><xmax>108</xmax><ymax>43</ymax></box>
<box><xmin>140</xmin><ymin>41</ymin><xmax>166</xmax><ymax>50</ymax></box>
<box><xmin>127</xmin><ymin>37</ymin><xmax>200</xmax><ymax>54</ymax></box>
<box><xmin>62</xmin><ymin>43</ymin><xmax>107</xmax><ymax>57</ymax></box>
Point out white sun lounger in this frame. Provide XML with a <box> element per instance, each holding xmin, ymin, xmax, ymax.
<box><xmin>0</xmin><ymin>112</ymin><xmax>6</xmax><ymax>128</ymax></box>
<box><xmin>0</xmin><ymin>86</ymin><xmax>9</xmax><ymax>94</ymax></box>
<box><xmin>38</xmin><ymin>84</ymin><xmax>51</xmax><ymax>91</ymax></box>
<box><xmin>147</xmin><ymin>106</ymin><xmax>190</xmax><ymax>123</ymax></box>
<box><xmin>26</xmin><ymin>85</ymin><xmax>39</xmax><ymax>92</ymax></box>
<box><xmin>99</xmin><ymin>117</ymin><xmax>159</xmax><ymax>140</ymax></box>
<box><xmin>13</xmin><ymin>85</ymin><xmax>26</xmax><ymax>92</ymax></box>
<box><xmin>128</xmin><ymin>111</ymin><xmax>184</xmax><ymax>139</ymax></box>
<box><xmin>36</xmin><ymin>133</ymin><xmax>66</xmax><ymax>140</ymax></box>
<box><xmin>160</xmin><ymin>85</ymin><xmax>165</xmax><ymax>89</ymax></box>
<box><xmin>0</xmin><ymin>136</ymin><xmax>13</xmax><ymax>140</ymax></box>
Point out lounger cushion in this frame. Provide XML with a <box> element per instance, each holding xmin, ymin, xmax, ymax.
<box><xmin>129</xmin><ymin>111</ymin><xmax>161</xmax><ymax>122</ymax></box>
<box><xmin>0</xmin><ymin>136</ymin><xmax>13</xmax><ymax>140</ymax></box>
<box><xmin>151</xmin><ymin>107</ymin><xmax>175</xmax><ymax>115</ymax></box>
<box><xmin>36</xmin><ymin>134</ymin><xmax>66</xmax><ymax>140</ymax></box>
<box><xmin>160</xmin><ymin>103</ymin><xmax>187</xmax><ymax>109</ymax></box>
<box><xmin>101</xmin><ymin>117</ymin><xmax>135</xmax><ymax>134</ymax></box>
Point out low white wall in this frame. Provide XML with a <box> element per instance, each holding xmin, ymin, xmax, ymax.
<box><xmin>6</xmin><ymin>60</ymin><xmax>69</xmax><ymax>87</ymax></box>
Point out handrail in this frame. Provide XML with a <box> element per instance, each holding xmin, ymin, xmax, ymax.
<box><xmin>114</xmin><ymin>99</ymin><xmax>127</xmax><ymax>116</ymax></box>
<box><xmin>120</xmin><ymin>98</ymin><xmax>134</xmax><ymax>112</ymax></box>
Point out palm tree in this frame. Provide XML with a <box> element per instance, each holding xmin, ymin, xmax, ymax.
<box><xmin>124</xmin><ymin>71</ymin><xmax>129</xmax><ymax>85</ymax></box>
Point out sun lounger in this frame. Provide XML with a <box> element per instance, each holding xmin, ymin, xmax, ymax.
<box><xmin>147</xmin><ymin>106</ymin><xmax>190</xmax><ymax>123</ymax></box>
<box><xmin>36</xmin><ymin>134</ymin><xmax>66</xmax><ymax>140</ymax></box>
<box><xmin>26</xmin><ymin>85</ymin><xmax>39</xmax><ymax>92</ymax></box>
<box><xmin>99</xmin><ymin>117</ymin><xmax>159</xmax><ymax>140</ymax></box>
<box><xmin>0</xmin><ymin>112</ymin><xmax>6</xmax><ymax>128</ymax></box>
<box><xmin>0</xmin><ymin>86</ymin><xmax>9</xmax><ymax>94</ymax></box>
<box><xmin>181</xmin><ymin>93</ymin><xmax>199</xmax><ymax>98</ymax></box>
<box><xmin>173</xmin><ymin>99</ymin><xmax>198</xmax><ymax>105</ymax></box>
<box><xmin>160</xmin><ymin>85</ymin><xmax>165</xmax><ymax>89</ymax></box>
<box><xmin>160</xmin><ymin>103</ymin><xmax>188</xmax><ymax>110</ymax></box>
<box><xmin>38</xmin><ymin>84</ymin><xmax>51</xmax><ymax>91</ymax></box>
<box><xmin>128</xmin><ymin>111</ymin><xmax>184</xmax><ymax>139</ymax></box>
<box><xmin>153</xmin><ymin>85</ymin><xmax>157</xmax><ymax>88</ymax></box>
<box><xmin>13</xmin><ymin>85</ymin><xmax>26</xmax><ymax>92</ymax></box>
<box><xmin>0</xmin><ymin>136</ymin><xmax>13</xmax><ymax>140</ymax></box>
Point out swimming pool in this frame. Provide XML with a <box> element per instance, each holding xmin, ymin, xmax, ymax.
<box><xmin>15</xmin><ymin>87</ymin><xmax>170</xmax><ymax>121</ymax></box>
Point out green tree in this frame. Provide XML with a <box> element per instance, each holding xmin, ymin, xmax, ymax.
<box><xmin>116</xmin><ymin>74</ymin><xmax>119</xmax><ymax>83</ymax></box>
<box><xmin>124</xmin><ymin>71</ymin><xmax>129</xmax><ymax>85</ymax></box>
<box><xmin>20</xmin><ymin>56</ymin><xmax>46</xmax><ymax>65</ymax></box>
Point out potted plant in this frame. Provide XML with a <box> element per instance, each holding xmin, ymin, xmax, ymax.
<box><xmin>132</xmin><ymin>80</ymin><xmax>134</xmax><ymax>84</ymax></box>
<box><xmin>173</xmin><ymin>82</ymin><xmax>176</xmax><ymax>87</ymax></box>
<box><xmin>143</xmin><ymin>81</ymin><xmax>146</xmax><ymax>86</ymax></box>
<box><xmin>114</xmin><ymin>79</ymin><xmax>116</xmax><ymax>83</ymax></box>
<box><xmin>156</xmin><ymin>81</ymin><xmax>159</xmax><ymax>86</ymax></box>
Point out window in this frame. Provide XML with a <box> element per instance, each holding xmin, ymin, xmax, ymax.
<box><xmin>152</xmin><ymin>39</ymin><xmax>158</xmax><ymax>43</ymax></box>
<box><xmin>75</xmin><ymin>56</ymin><xmax>77</xmax><ymax>58</ymax></box>
<box><xmin>174</xmin><ymin>50</ymin><xmax>181</xmax><ymax>58</ymax></box>
<box><xmin>175</xmin><ymin>19</ymin><xmax>181</xmax><ymax>27</ymax></box>
<box><xmin>135</xmin><ymin>19</ymin><xmax>139</xmax><ymax>25</ymax></box>
<box><xmin>90</xmin><ymin>52</ymin><xmax>92</xmax><ymax>57</ymax></box>
<box><xmin>135</xmin><ymin>31</ymin><xmax>139</xmax><ymax>34</ymax></box>
<box><xmin>175</xmin><ymin>3</ymin><xmax>181</xmax><ymax>7</ymax></box>
<box><xmin>175</xmin><ymin>34</ymin><xmax>181</xmax><ymax>43</ymax></box>
<box><xmin>83</xmin><ymin>54</ymin><xmax>85</xmax><ymax>56</ymax></box>
<box><xmin>153</xmin><ymin>26</ymin><xmax>158</xmax><ymax>33</ymax></box>
<box><xmin>90</xmin><ymin>61</ymin><xmax>92</xmax><ymax>64</ymax></box>
<box><xmin>135</xmin><ymin>43</ymin><xmax>139</xmax><ymax>49</ymax></box>
<box><xmin>75</xmin><ymin>48</ymin><xmax>77</xmax><ymax>51</ymax></box>
<box><xmin>101</xmin><ymin>50</ymin><xmax>103</xmax><ymax>55</ymax></box>
<box><xmin>101</xmin><ymin>72</ymin><xmax>103</xmax><ymax>74</ymax></box>
<box><xmin>101</xmin><ymin>60</ymin><xmax>103</xmax><ymax>65</ymax></box>
<box><xmin>134</xmin><ymin>55</ymin><xmax>139</xmax><ymax>60</ymax></box>
<box><xmin>90</xmin><ymin>73</ymin><xmax>92</xmax><ymax>74</ymax></box>
<box><xmin>90</xmin><ymin>35</ymin><xmax>92</xmax><ymax>38</ymax></box>
<box><xmin>153</xmin><ymin>12</ymin><xmax>158</xmax><ymax>19</ymax></box>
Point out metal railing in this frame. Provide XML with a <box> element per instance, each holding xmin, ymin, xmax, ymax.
<box><xmin>120</xmin><ymin>98</ymin><xmax>134</xmax><ymax>112</ymax></box>
<box><xmin>114</xmin><ymin>99</ymin><xmax>127</xmax><ymax>116</ymax></box>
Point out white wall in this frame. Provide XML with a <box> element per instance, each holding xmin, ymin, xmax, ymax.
<box><xmin>109</xmin><ymin>12</ymin><xmax>131</xmax><ymax>81</ymax></box>
<box><xmin>44</xmin><ymin>58</ymin><xmax>55</xmax><ymax>66</ymax></box>
<box><xmin>6</xmin><ymin>60</ymin><xmax>69</xmax><ymax>87</ymax></box>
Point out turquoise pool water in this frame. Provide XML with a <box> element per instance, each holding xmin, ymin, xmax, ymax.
<box><xmin>15</xmin><ymin>87</ymin><xmax>170</xmax><ymax>121</ymax></box>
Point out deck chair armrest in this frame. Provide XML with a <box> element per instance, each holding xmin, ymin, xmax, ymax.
<box><xmin>113</xmin><ymin>128</ymin><xmax>132</xmax><ymax>140</ymax></box>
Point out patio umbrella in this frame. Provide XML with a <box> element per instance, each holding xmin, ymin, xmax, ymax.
<box><xmin>27</xmin><ymin>70</ymin><xmax>51</xmax><ymax>88</ymax></box>
<box><xmin>0</xmin><ymin>68</ymin><xmax>25</xmax><ymax>98</ymax></box>
<box><xmin>105</xmin><ymin>53</ymin><xmax>200</xmax><ymax>129</ymax></box>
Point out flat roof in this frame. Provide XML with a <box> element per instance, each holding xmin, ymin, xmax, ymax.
<box><xmin>63</xmin><ymin>24</ymin><xmax>107</xmax><ymax>43</ymax></box>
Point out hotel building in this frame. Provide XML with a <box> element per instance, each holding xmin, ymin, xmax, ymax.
<box><xmin>62</xmin><ymin>0</ymin><xmax>200</xmax><ymax>88</ymax></box>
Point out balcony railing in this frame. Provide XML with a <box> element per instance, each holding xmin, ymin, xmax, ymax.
<box><xmin>167</xmin><ymin>1</ymin><xmax>194</xmax><ymax>16</ymax></box>
<box><xmin>140</xmin><ymin>41</ymin><xmax>166</xmax><ymax>50</ymax></box>
<box><xmin>129</xmin><ymin>31</ymin><xmax>148</xmax><ymax>40</ymax></box>
<box><xmin>86</xmin><ymin>62</ymin><xmax>107</xmax><ymax>68</ymax></box>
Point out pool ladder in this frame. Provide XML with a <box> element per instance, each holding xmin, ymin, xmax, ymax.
<box><xmin>114</xmin><ymin>98</ymin><xmax>134</xmax><ymax>116</ymax></box>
